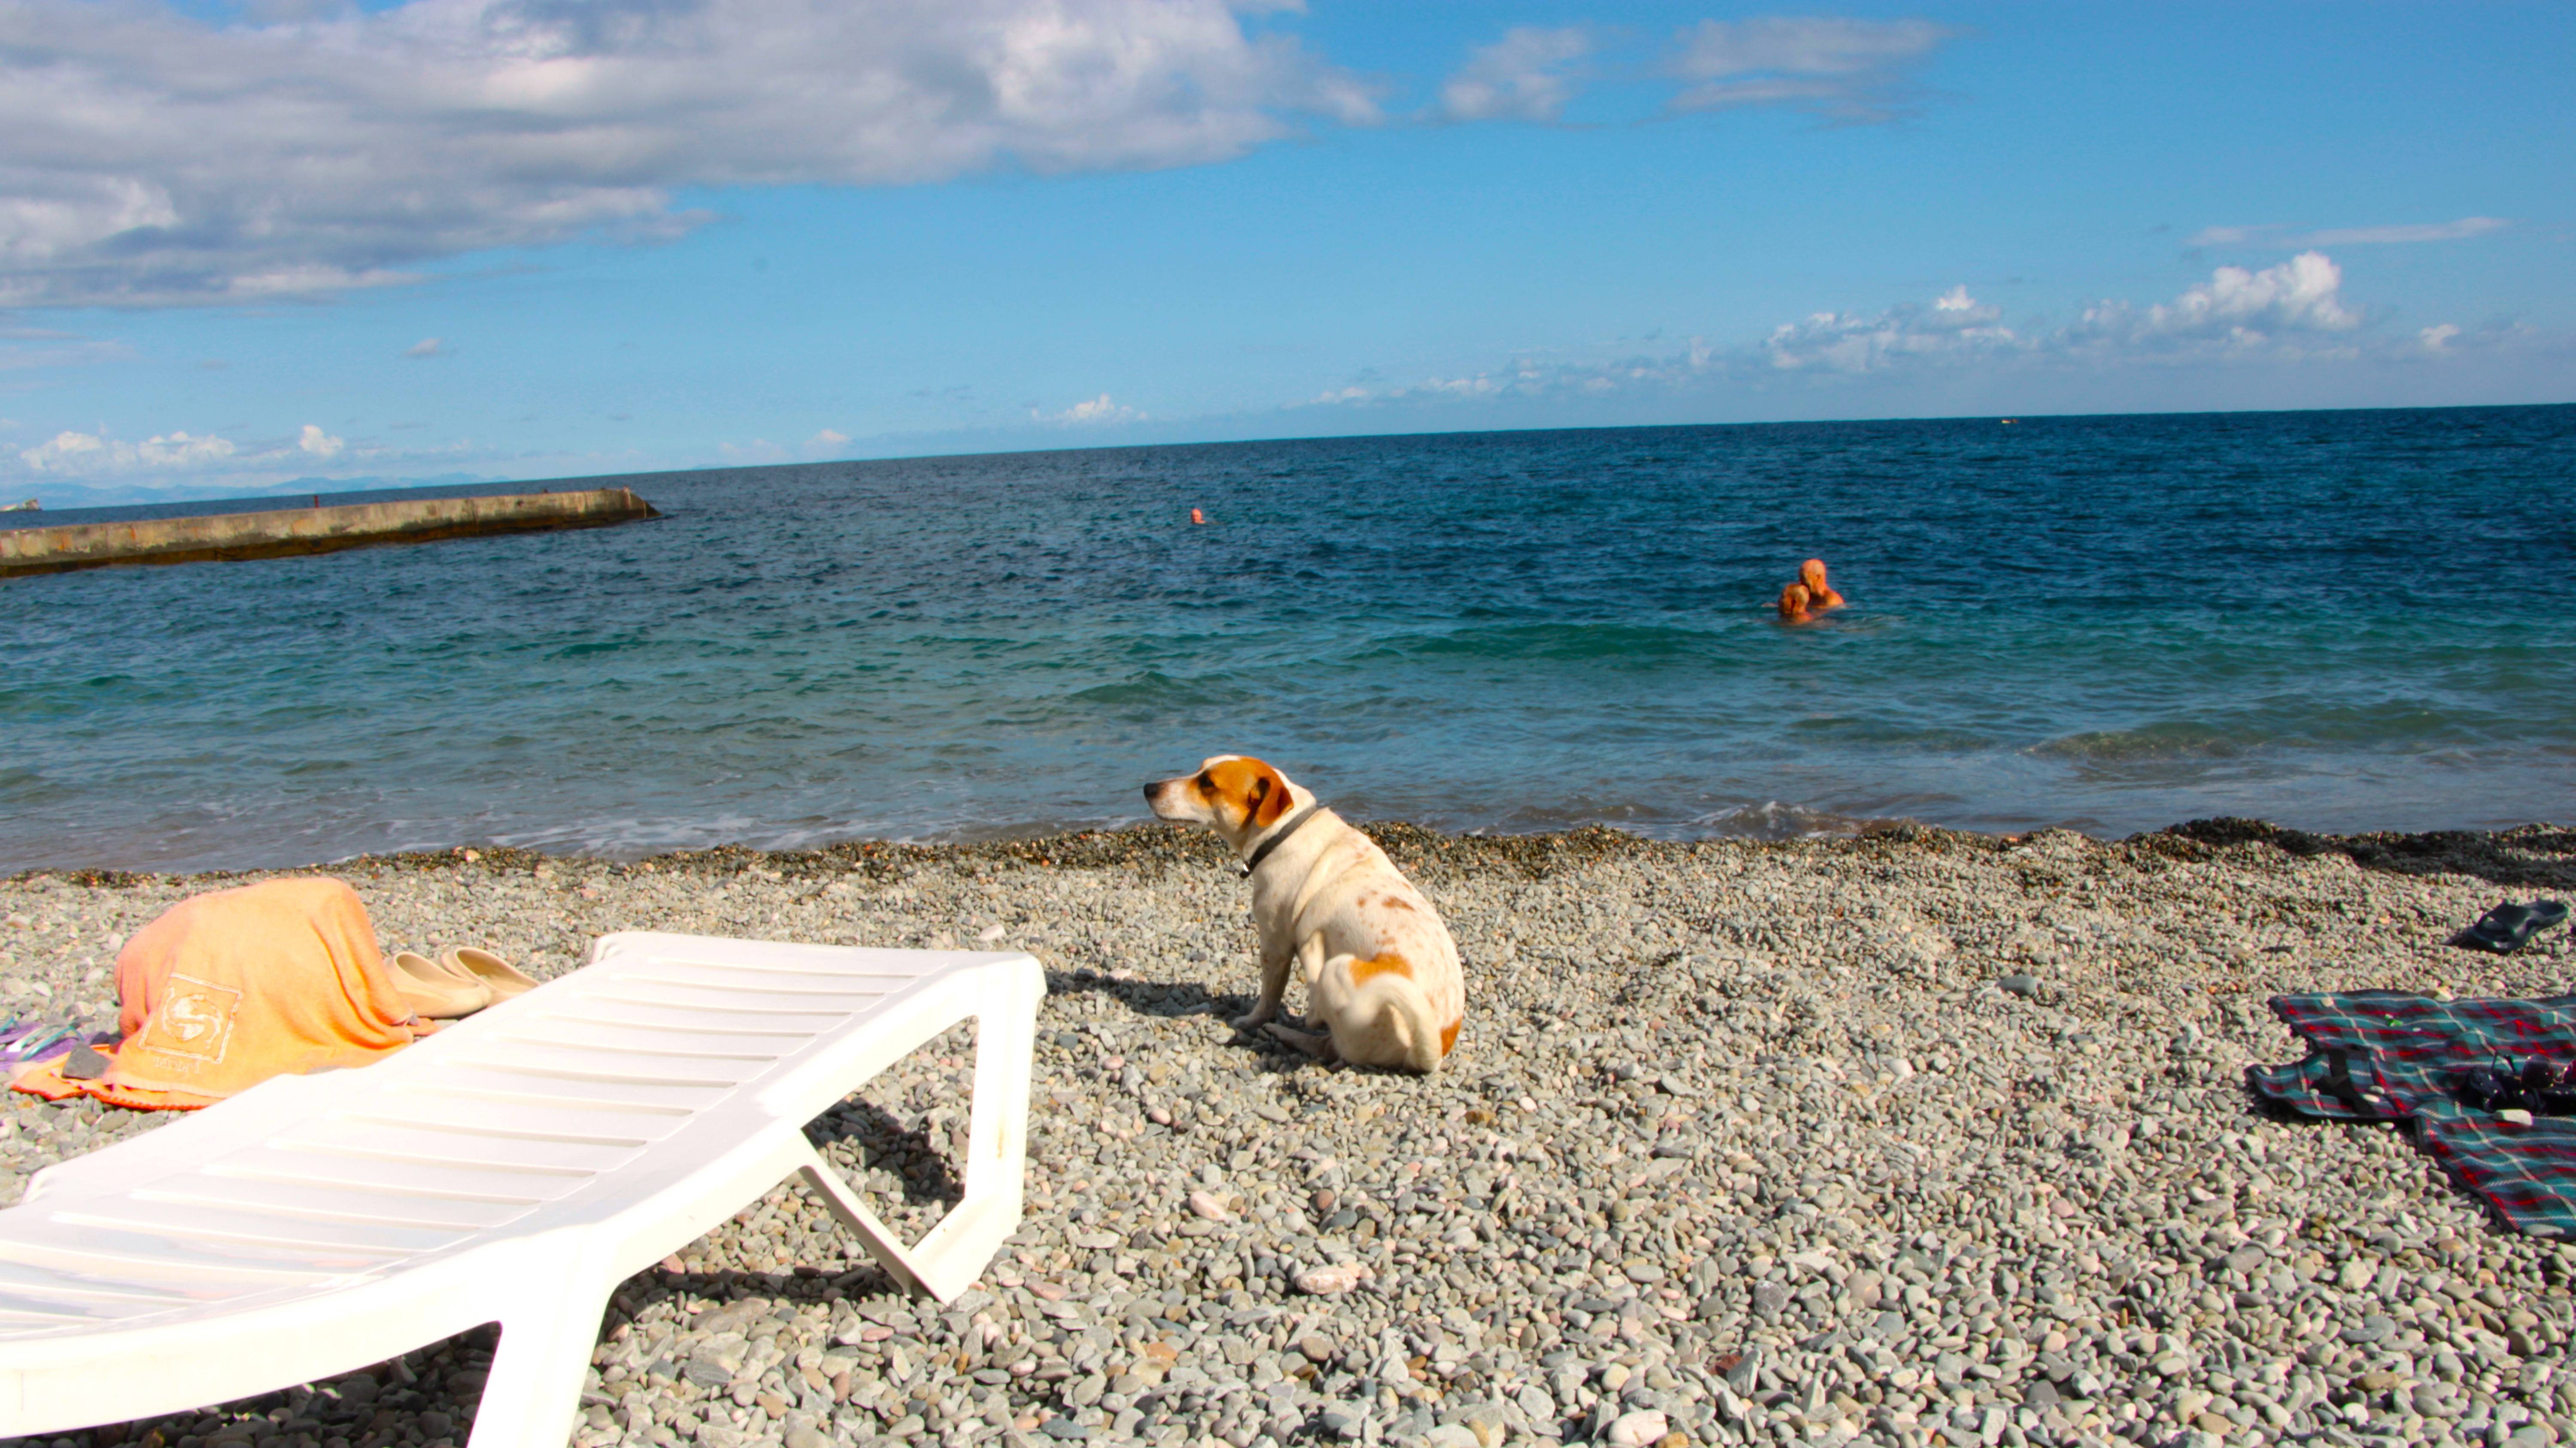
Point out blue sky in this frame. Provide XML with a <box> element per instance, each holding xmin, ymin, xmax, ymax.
<box><xmin>3</xmin><ymin>0</ymin><xmax>2570</xmax><ymax>504</ymax></box>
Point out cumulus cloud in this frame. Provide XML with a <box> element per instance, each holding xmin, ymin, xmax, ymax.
<box><xmin>1663</xmin><ymin>16</ymin><xmax>1959</xmax><ymax>122</ymax></box>
<box><xmin>1309</xmin><ymin>252</ymin><xmax>2493</xmax><ymax>411</ymax></box>
<box><xmin>2189</xmin><ymin>217</ymin><xmax>2509</xmax><ymax>249</ymax></box>
<box><xmin>2065</xmin><ymin>251</ymin><xmax>2359</xmax><ymax>351</ymax></box>
<box><xmin>0</xmin><ymin>0</ymin><xmax>1379</xmax><ymax>307</ymax></box>
<box><xmin>298</xmin><ymin>424</ymin><xmax>346</xmax><ymax>458</ymax></box>
<box><xmin>1033</xmin><ymin>392</ymin><xmax>1144</xmax><ymax>425</ymax></box>
<box><xmin>1762</xmin><ymin>283</ymin><xmax>2016</xmax><ymax>371</ymax></box>
<box><xmin>1437</xmin><ymin>26</ymin><xmax>1593</xmax><ymax>123</ymax></box>
<box><xmin>21</xmin><ymin>429</ymin><xmax>238</xmax><ymax>474</ymax></box>
<box><xmin>404</xmin><ymin>338</ymin><xmax>446</xmax><ymax>359</ymax></box>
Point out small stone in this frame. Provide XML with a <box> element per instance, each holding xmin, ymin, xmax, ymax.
<box><xmin>1296</xmin><ymin>1262</ymin><xmax>1373</xmax><ymax>1295</ymax></box>
<box><xmin>1189</xmin><ymin>1189</ymin><xmax>1233</xmax><ymax>1222</ymax></box>
<box><xmin>785</xmin><ymin>1430</ymin><xmax>830</xmax><ymax>1448</ymax></box>
<box><xmin>1423</xmin><ymin>1426</ymin><xmax>1479</xmax><ymax>1448</ymax></box>
<box><xmin>1606</xmin><ymin>1409</ymin><xmax>1668</xmax><ymax>1447</ymax></box>
<box><xmin>1457</xmin><ymin>1402</ymin><xmax>1507</xmax><ymax>1448</ymax></box>
<box><xmin>1998</xmin><ymin>973</ymin><xmax>2039</xmax><ymax>997</ymax></box>
<box><xmin>1299</xmin><ymin>1335</ymin><xmax>1336</xmax><ymax>1364</ymax></box>
<box><xmin>978</xmin><ymin>924</ymin><xmax>1008</xmax><ymax>942</ymax></box>
<box><xmin>2500</xmin><ymin>1108</ymin><xmax>2535</xmax><ymax>1126</ymax></box>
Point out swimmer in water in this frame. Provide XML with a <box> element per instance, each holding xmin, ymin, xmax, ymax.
<box><xmin>1777</xmin><ymin>582</ymin><xmax>1817</xmax><ymax>622</ymax></box>
<box><xmin>1800</xmin><ymin>558</ymin><xmax>1846</xmax><ymax>609</ymax></box>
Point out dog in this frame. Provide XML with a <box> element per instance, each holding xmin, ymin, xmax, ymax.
<box><xmin>1143</xmin><ymin>754</ymin><xmax>1464</xmax><ymax>1072</ymax></box>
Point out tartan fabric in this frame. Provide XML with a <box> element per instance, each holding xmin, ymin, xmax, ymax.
<box><xmin>2249</xmin><ymin>991</ymin><xmax>2576</xmax><ymax>1240</ymax></box>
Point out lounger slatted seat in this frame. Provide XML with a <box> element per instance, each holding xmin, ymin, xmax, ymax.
<box><xmin>0</xmin><ymin>932</ymin><xmax>1046</xmax><ymax>1445</ymax></box>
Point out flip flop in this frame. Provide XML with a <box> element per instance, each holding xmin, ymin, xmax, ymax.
<box><xmin>441</xmin><ymin>947</ymin><xmax>537</xmax><ymax>1003</ymax></box>
<box><xmin>2455</xmin><ymin>899</ymin><xmax>2570</xmax><ymax>954</ymax></box>
<box><xmin>0</xmin><ymin>1020</ymin><xmax>83</xmax><ymax>1069</ymax></box>
<box><xmin>389</xmin><ymin>950</ymin><xmax>492</xmax><ymax>1019</ymax></box>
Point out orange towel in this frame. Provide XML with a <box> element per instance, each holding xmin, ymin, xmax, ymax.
<box><xmin>14</xmin><ymin>877</ymin><xmax>420</xmax><ymax>1111</ymax></box>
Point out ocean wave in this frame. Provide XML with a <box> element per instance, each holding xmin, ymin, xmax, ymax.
<box><xmin>2029</xmin><ymin>723</ymin><xmax>2247</xmax><ymax>763</ymax></box>
<box><xmin>1068</xmin><ymin>671</ymin><xmax>1260</xmax><ymax>708</ymax></box>
<box><xmin>1687</xmin><ymin>800</ymin><xmax>1894</xmax><ymax>840</ymax></box>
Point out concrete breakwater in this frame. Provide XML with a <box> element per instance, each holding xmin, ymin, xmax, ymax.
<box><xmin>0</xmin><ymin>486</ymin><xmax>660</xmax><ymax>577</ymax></box>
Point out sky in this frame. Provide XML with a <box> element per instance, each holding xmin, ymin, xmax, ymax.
<box><xmin>3</xmin><ymin>0</ymin><xmax>2570</xmax><ymax>505</ymax></box>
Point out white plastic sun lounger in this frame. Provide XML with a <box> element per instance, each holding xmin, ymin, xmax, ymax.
<box><xmin>0</xmin><ymin>931</ymin><xmax>1045</xmax><ymax>1445</ymax></box>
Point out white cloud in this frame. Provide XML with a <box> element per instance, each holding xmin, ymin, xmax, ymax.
<box><xmin>1663</xmin><ymin>16</ymin><xmax>1959</xmax><ymax>123</ymax></box>
<box><xmin>808</xmin><ymin>428</ymin><xmax>851</xmax><ymax>454</ymax></box>
<box><xmin>1762</xmin><ymin>283</ymin><xmax>2015</xmax><ymax>372</ymax></box>
<box><xmin>1033</xmin><ymin>392</ymin><xmax>1144</xmax><ymax>425</ymax></box>
<box><xmin>404</xmin><ymin>337</ymin><xmax>445</xmax><ymax>359</ymax></box>
<box><xmin>0</xmin><ymin>0</ymin><xmax>1379</xmax><ymax>308</ymax></box>
<box><xmin>2066</xmin><ymin>251</ymin><xmax>2359</xmax><ymax>350</ymax></box>
<box><xmin>1308</xmin><ymin>251</ymin><xmax>2506</xmax><ymax>412</ymax></box>
<box><xmin>21</xmin><ymin>429</ymin><xmax>239</xmax><ymax>474</ymax></box>
<box><xmin>298</xmin><ymin>424</ymin><xmax>346</xmax><ymax>458</ymax></box>
<box><xmin>1437</xmin><ymin>26</ymin><xmax>1592</xmax><ymax>123</ymax></box>
<box><xmin>2188</xmin><ymin>216</ymin><xmax>2509</xmax><ymax>249</ymax></box>
<box><xmin>2306</xmin><ymin>217</ymin><xmax>2509</xmax><ymax>246</ymax></box>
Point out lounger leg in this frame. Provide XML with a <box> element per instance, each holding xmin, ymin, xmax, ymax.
<box><xmin>796</xmin><ymin>1143</ymin><xmax>932</xmax><ymax>1298</ymax></box>
<box><xmin>956</xmin><ymin>967</ymin><xmax>1041</xmax><ymax>1216</ymax></box>
<box><xmin>467</xmin><ymin>1275</ymin><xmax>611</xmax><ymax>1448</ymax></box>
<box><xmin>901</xmin><ymin>967</ymin><xmax>1042</xmax><ymax>1300</ymax></box>
<box><xmin>799</xmin><ymin>965</ymin><xmax>1043</xmax><ymax>1303</ymax></box>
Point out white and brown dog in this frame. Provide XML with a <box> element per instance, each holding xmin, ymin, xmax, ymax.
<box><xmin>1144</xmin><ymin>755</ymin><xmax>1464</xmax><ymax>1072</ymax></box>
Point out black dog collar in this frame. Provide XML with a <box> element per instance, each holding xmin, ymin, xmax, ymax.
<box><xmin>1240</xmin><ymin>803</ymin><xmax>1320</xmax><ymax>878</ymax></box>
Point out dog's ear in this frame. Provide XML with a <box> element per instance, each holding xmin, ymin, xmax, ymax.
<box><xmin>1250</xmin><ymin>763</ymin><xmax>1295</xmax><ymax>828</ymax></box>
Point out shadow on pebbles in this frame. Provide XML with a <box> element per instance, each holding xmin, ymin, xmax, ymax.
<box><xmin>2</xmin><ymin>822</ymin><xmax>2574</xmax><ymax>1448</ymax></box>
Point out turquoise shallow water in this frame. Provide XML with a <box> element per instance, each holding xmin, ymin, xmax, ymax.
<box><xmin>4</xmin><ymin>404</ymin><xmax>2572</xmax><ymax>871</ymax></box>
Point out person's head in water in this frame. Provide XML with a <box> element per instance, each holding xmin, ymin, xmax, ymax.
<box><xmin>1778</xmin><ymin>583</ymin><xmax>1814</xmax><ymax>621</ymax></box>
<box><xmin>1800</xmin><ymin>558</ymin><xmax>1845</xmax><ymax>608</ymax></box>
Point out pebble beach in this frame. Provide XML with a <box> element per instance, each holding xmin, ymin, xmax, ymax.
<box><xmin>3</xmin><ymin>819</ymin><xmax>2573</xmax><ymax>1448</ymax></box>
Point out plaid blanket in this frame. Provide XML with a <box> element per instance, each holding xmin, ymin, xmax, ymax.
<box><xmin>2249</xmin><ymin>991</ymin><xmax>2576</xmax><ymax>1239</ymax></box>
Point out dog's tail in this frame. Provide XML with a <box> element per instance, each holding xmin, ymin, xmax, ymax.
<box><xmin>1335</xmin><ymin>952</ymin><xmax>1449</xmax><ymax>1074</ymax></box>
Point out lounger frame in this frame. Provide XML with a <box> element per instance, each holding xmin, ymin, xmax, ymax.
<box><xmin>0</xmin><ymin>933</ymin><xmax>1044</xmax><ymax>1445</ymax></box>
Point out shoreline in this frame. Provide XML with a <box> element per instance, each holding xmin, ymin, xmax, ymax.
<box><xmin>3</xmin><ymin>820</ymin><xmax>2573</xmax><ymax>1448</ymax></box>
<box><xmin>15</xmin><ymin>814</ymin><xmax>2575</xmax><ymax>890</ymax></box>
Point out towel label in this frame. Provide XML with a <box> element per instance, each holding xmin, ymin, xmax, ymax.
<box><xmin>139</xmin><ymin>972</ymin><xmax>243</xmax><ymax>1068</ymax></box>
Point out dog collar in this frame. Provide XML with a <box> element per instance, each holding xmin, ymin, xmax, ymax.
<box><xmin>1240</xmin><ymin>803</ymin><xmax>1320</xmax><ymax>878</ymax></box>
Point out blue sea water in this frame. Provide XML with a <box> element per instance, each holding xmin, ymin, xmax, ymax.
<box><xmin>3</xmin><ymin>405</ymin><xmax>2572</xmax><ymax>873</ymax></box>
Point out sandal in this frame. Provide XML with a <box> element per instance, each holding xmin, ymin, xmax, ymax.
<box><xmin>0</xmin><ymin>1019</ymin><xmax>84</xmax><ymax>1069</ymax></box>
<box><xmin>389</xmin><ymin>950</ymin><xmax>492</xmax><ymax>1019</ymax></box>
<box><xmin>441</xmin><ymin>947</ymin><xmax>537</xmax><ymax>1003</ymax></box>
<box><xmin>2456</xmin><ymin>900</ymin><xmax>2570</xmax><ymax>954</ymax></box>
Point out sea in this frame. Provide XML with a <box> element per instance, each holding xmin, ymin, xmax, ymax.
<box><xmin>4</xmin><ymin>404</ymin><xmax>2571</xmax><ymax>873</ymax></box>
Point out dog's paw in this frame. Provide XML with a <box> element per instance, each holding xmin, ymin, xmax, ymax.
<box><xmin>1230</xmin><ymin>1007</ymin><xmax>1278</xmax><ymax>1032</ymax></box>
<box><xmin>1264</xmin><ymin>1022</ymin><xmax>1337</xmax><ymax>1061</ymax></box>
